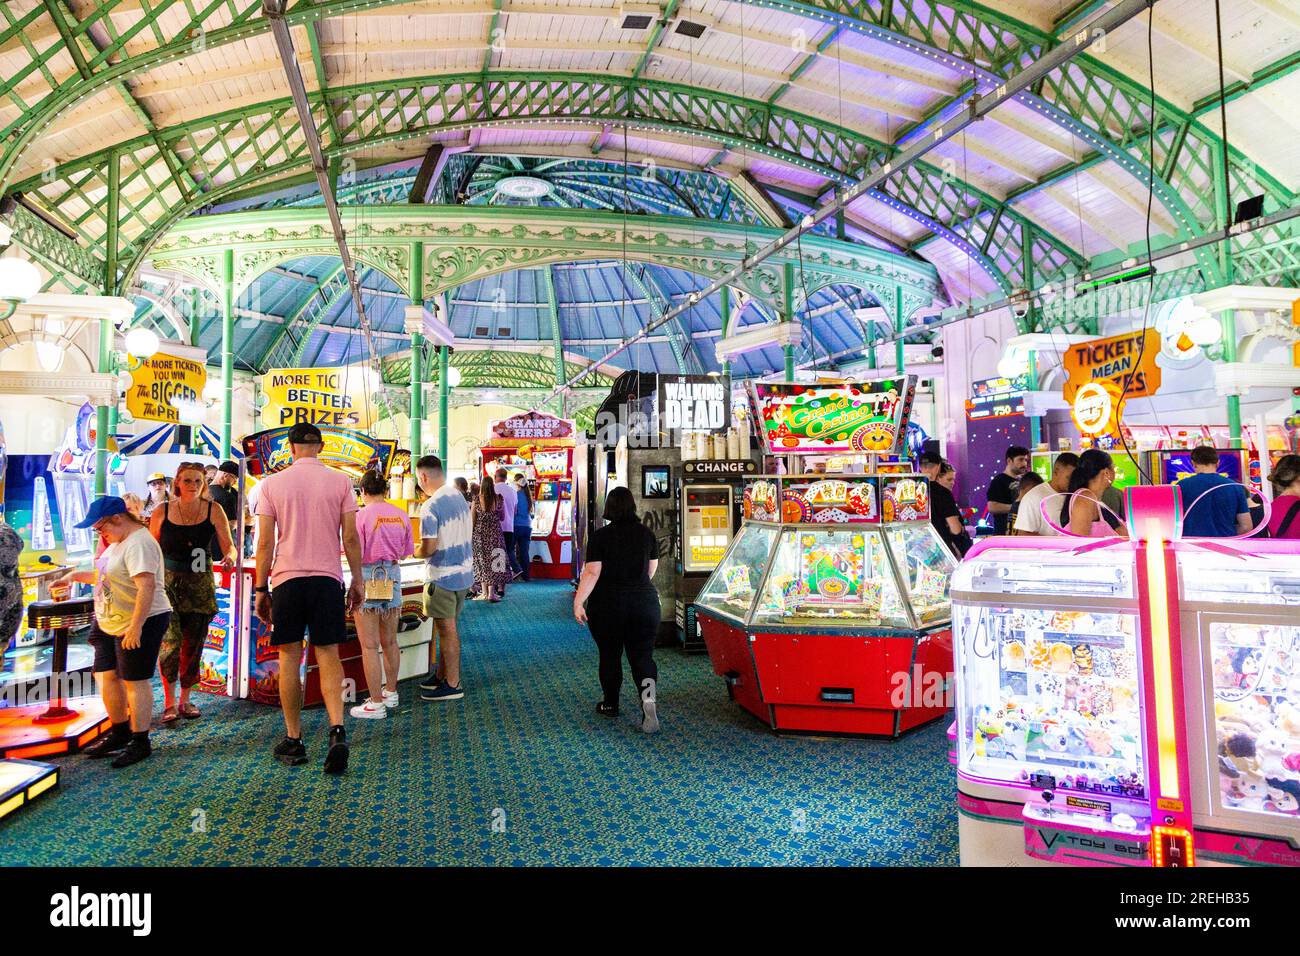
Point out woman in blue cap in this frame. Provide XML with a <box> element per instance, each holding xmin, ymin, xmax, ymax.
<box><xmin>55</xmin><ymin>496</ymin><xmax>172</xmax><ymax>768</ymax></box>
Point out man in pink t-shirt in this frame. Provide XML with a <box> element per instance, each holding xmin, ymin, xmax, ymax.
<box><xmin>254</xmin><ymin>423</ymin><xmax>363</xmax><ymax>774</ymax></box>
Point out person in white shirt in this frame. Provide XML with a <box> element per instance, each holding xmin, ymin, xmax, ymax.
<box><xmin>1013</xmin><ymin>452</ymin><xmax>1079</xmax><ymax>536</ymax></box>
<box><xmin>493</xmin><ymin>467</ymin><xmax>520</xmax><ymax>580</ymax></box>
<box><xmin>56</xmin><ymin>496</ymin><xmax>173</xmax><ymax>768</ymax></box>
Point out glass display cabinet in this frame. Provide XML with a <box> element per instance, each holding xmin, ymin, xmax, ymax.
<box><xmin>694</xmin><ymin>473</ymin><xmax>956</xmax><ymax>737</ymax></box>
<box><xmin>951</xmin><ymin>485</ymin><xmax>1300</xmax><ymax>867</ymax></box>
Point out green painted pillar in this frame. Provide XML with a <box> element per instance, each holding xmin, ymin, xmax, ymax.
<box><xmin>1222</xmin><ymin>310</ymin><xmax>1243</xmax><ymax>448</ymax></box>
<box><xmin>782</xmin><ymin>262</ymin><xmax>796</xmax><ymax>383</ymax></box>
<box><xmin>409</xmin><ymin>242</ymin><xmax>425</xmax><ymax>458</ymax></box>
<box><xmin>95</xmin><ymin>149</ymin><xmax>120</xmax><ymax>497</ymax></box>
<box><xmin>1027</xmin><ymin>350</ymin><xmax>1042</xmax><ymax>448</ymax></box>
<box><xmin>94</xmin><ymin>317</ymin><xmax>113</xmax><ymax>497</ymax></box>
<box><xmin>221</xmin><ymin>248</ymin><xmax>234</xmax><ymax>456</ymax></box>
<box><xmin>438</xmin><ymin>345</ymin><xmax>449</xmax><ymax>465</ymax></box>
<box><xmin>410</xmin><ymin>332</ymin><xmax>424</xmax><ymax>458</ymax></box>
<box><xmin>894</xmin><ymin>286</ymin><xmax>905</xmax><ymax>375</ymax></box>
<box><xmin>190</xmin><ymin>286</ymin><xmax>202</xmax><ymax>348</ymax></box>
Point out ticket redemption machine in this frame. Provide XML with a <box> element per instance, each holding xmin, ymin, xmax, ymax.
<box><xmin>675</xmin><ymin>459</ymin><xmax>755</xmax><ymax>651</ymax></box>
<box><xmin>200</xmin><ymin>426</ymin><xmax>430</xmax><ymax>707</ymax></box>
<box><xmin>695</xmin><ymin>377</ymin><xmax>958</xmax><ymax>737</ymax></box>
<box><xmin>478</xmin><ymin>411</ymin><xmax>577</xmax><ymax>579</ymax></box>
<box><xmin>951</xmin><ymin>485</ymin><xmax>1300</xmax><ymax>866</ymax></box>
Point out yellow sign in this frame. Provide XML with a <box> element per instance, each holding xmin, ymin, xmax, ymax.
<box><xmin>1063</xmin><ymin>329</ymin><xmax>1162</xmax><ymax>404</ymax></box>
<box><xmin>126</xmin><ymin>352</ymin><xmax>207</xmax><ymax>425</ymax></box>
<box><xmin>260</xmin><ymin>367</ymin><xmax>374</xmax><ymax>429</ymax></box>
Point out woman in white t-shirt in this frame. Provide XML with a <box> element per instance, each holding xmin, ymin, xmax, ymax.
<box><xmin>56</xmin><ymin>496</ymin><xmax>172</xmax><ymax>768</ymax></box>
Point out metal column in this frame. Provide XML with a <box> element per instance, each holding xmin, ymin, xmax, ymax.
<box><xmin>221</xmin><ymin>248</ymin><xmax>234</xmax><ymax>456</ymax></box>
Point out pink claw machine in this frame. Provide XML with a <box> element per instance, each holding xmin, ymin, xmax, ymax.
<box><xmin>951</xmin><ymin>485</ymin><xmax>1300</xmax><ymax>866</ymax></box>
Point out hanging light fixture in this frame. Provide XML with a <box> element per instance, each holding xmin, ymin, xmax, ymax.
<box><xmin>0</xmin><ymin>256</ymin><xmax>41</xmax><ymax>320</ymax></box>
<box><xmin>123</xmin><ymin>327</ymin><xmax>160</xmax><ymax>359</ymax></box>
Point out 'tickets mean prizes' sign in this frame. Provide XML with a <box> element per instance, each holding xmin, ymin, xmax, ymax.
<box><xmin>658</xmin><ymin>375</ymin><xmax>730</xmax><ymax>433</ymax></box>
<box><xmin>753</xmin><ymin>377</ymin><xmax>916</xmax><ymax>455</ymax></box>
<box><xmin>1062</xmin><ymin>329</ymin><xmax>1162</xmax><ymax>404</ymax></box>
<box><xmin>126</xmin><ymin>352</ymin><xmax>206</xmax><ymax>425</ymax></box>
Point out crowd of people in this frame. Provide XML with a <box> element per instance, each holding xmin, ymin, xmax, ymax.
<box><xmin>920</xmin><ymin>441</ymin><xmax>1300</xmax><ymax>558</ymax></box>
<box><xmin>9</xmin><ymin>421</ymin><xmax>661</xmax><ymax>775</ymax></box>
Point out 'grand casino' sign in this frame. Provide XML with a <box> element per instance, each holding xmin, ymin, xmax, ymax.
<box><xmin>753</xmin><ymin>377</ymin><xmax>916</xmax><ymax>455</ymax></box>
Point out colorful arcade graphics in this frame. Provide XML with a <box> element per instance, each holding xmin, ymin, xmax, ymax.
<box><xmin>46</xmin><ymin>403</ymin><xmax>127</xmax><ymax>560</ymax></box>
<box><xmin>952</xmin><ymin>486</ymin><xmax>1300</xmax><ymax>867</ymax></box>
<box><xmin>753</xmin><ymin>378</ymin><xmax>916</xmax><ymax>456</ymax></box>
<box><xmin>241</xmin><ymin>426</ymin><xmax>396</xmax><ymax>478</ymax></box>
<box><xmin>696</xmin><ymin>471</ymin><xmax>955</xmax><ymax>738</ymax></box>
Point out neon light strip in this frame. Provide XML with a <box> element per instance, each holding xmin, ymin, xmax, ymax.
<box><xmin>1144</xmin><ymin>528</ymin><xmax>1180</xmax><ymax>799</ymax></box>
<box><xmin>27</xmin><ymin>774</ymin><xmax>58</xmax><ymax>799</ymax></box>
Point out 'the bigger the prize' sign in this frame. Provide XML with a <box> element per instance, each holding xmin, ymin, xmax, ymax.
<box><xmin>127</xmin><ymin>352</ymin><xmax>207</xmax><ymax>424</ymax></box>
<box><xmin>658</xmin><ymin>375</ymin><xmax>730</xmax><ymax>433</ymax></box>
<box><xmin>260</xmin><ymin>367</ymin><xmax>369</xmax><ymax>428</ymax></box>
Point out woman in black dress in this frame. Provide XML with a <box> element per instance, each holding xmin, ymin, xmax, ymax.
<box><xmin>573</xmin><ymin>486</ymin><xmax>661</xmax><ymax>732</ymax></box>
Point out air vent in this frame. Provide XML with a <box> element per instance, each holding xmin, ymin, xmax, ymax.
<box><xmin>674</xmin><ymin>19</ymin><xmax>706</xmax><ymax>39</ymax></box>
<box><xmin>474</xmin><ymin>326</ymin><xmax>490</xmax><ymax>336</ymax></box>
<box><xmin>621</xmin><ymin>14</ymin><xmax>653</xmax><ymax>30</ymax></box>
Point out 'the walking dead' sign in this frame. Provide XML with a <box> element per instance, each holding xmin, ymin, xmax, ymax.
<box><xmin>658</xmin><ymin>375</ymin><xmax>731</xmax><ymax>433</ymax></box>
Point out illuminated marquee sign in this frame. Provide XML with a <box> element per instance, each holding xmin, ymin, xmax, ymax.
<box><xmin>753</xmin><ymin>377</ymin><xmax>916</xmax><ymax>455</ymax></box>
<box><xmin>241</xmin><ymin>426</ymin><xmax>396</xmax><ymax>478</ymax></box>
<box><xmin>966</xmin><ymin>374</ymin><xmax>1028</xmax><ymax>421</ymax></box>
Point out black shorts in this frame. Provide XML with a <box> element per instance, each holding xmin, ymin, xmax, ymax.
<box><xmin>270</xmin><ymin>575</ymin><xmax>347</xmax><ymax>647</ymax></box>
<box><xmin>90</xmin><ymin>611</ymin><xmax>171</xmax><ymax>681</ymax></box>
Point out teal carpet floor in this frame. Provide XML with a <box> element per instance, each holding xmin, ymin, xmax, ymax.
<box><xmin>0</xmin><ymin>582</ymin><xmax>957</xmax><ymax>866</ymax></box>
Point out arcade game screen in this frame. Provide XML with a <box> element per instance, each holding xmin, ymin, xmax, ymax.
<box><xmin>954</xmin><ymin>551</ymin><xmax>1145</xmax><ymax>796</ymax></box>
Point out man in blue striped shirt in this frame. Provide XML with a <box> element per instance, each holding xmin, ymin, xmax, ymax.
<box><xmin>415</xmin><ymin>455</ymin><xmax>474</xmax><ymax>701</ymax></box>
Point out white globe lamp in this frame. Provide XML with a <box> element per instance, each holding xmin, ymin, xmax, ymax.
<box><xmin>124</xmin><ymin>326</ymin><xmax>160</xmax><ymax>359</ymax></box>
<box><xmin>0</xmin><ymin>256</ymin><xmax>42</xmax><ymax>302</ymax></box>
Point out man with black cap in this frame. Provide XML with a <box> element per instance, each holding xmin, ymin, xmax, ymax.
<box><xmin>208</xmin><ymin>460</ymin><xmax>245</xmax><ymax>557</ymax></box>
<box><xmin>254</xmin><ymin>423</ymin><xmax>364</xmax><ymax>774</ymax></box>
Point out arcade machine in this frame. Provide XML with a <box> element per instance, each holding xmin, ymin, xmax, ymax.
<box><xmin>478</xmin><ymin>411</ymin><xmax>577</xmax><ymax>579</ymax></box>
<box><xmin>46</xmin><ymin>403</ymin><xmax>128</xmax><ymax>563</ymax></box>
<box><xmin>200</xmin><ymin>426</ymin><xmax>430</xmax><ymax>706</ymax></box>
<box><xmin>951</xmin><ymin>485</ymin><xmax>1300</xmax><ymax>866</ymax></box>
<box><xmin>695</xmin><ymin>377</ymin><xmax>958</xmax><ymax>737</ymax></box>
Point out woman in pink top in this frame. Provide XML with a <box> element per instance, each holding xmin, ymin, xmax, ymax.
<box><xmin>1267</xmin><ymin>455</ymin><xmax>1300</xmax><ymax>539</ymax></box>
<box><xmin>1060</xmin><ymin>449</ymin><xmax>1129</xmax><ymax>539</ymax></box>
<box><xmin>350</xmin><ymin>470</ymin><xmax>415</xmax><ymax>720</ymax></box>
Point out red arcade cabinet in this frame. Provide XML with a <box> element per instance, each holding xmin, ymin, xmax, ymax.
<box><xmin>478</xmin><ymin>411</ymin><xmax>577</xmax><ymax>580</ymax></box>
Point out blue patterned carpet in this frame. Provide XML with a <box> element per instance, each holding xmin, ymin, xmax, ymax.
<box><xmin>0</xmin><ymin>582</ymin><xmax>957</xmax><ymax>866</ymax></box>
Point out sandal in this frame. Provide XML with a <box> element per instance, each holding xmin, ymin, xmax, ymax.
<box><xmin>179</xmin><ymin>702</ymin><xmax>201</xmax><ymax>719</ymax></box>
<box><xmin>160</xmin><ymin>706</ymin><xmax>180</xmax><ymax>724</ymax></box>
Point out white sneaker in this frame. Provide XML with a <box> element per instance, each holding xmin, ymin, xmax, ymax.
<box><xmin>350</xmin><ymin>699</ymin><xmax>388</xmax><ymax>720</ymax></box>
<box><xmin>382</xmin><ymin>689</ymin><xmax>399</xmax><ymax>709</ymax></box>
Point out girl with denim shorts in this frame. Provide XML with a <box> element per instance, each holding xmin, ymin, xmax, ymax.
<box><xmin>350</xmin><ymin>470</ymin><xmax>415</xmax><ymax>719</ymax></box>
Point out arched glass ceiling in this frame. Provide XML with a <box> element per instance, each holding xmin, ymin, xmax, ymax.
<box><xmin>132</xmin><ymin>256</ymin><xmax>901</xmax><ymax>381</ymax></box>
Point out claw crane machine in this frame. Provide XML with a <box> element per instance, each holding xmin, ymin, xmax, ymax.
<box><xmin>694</xmin><ymin>376</ymin><xmax>958</xmax><ymax>737</ymax></box>
<box><xmin>951</xmin><ymin>485</ymin><xmax>1300</xmax><ymax>866</ymax></box>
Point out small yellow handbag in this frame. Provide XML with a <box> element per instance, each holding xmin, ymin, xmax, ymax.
<box><xmin>364</xmin><ymin>564</ymin><xmax>394</xmax><ymax>601</ymax></box>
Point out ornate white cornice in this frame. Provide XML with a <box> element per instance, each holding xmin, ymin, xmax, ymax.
<box><xmin>0</xmin><ymin>369</ymin><xmax>116</xmax><ymax>404</ymax></box>
<box><xmin>14</xmin><ymin>293</ymin><xmax>135</xmax><ymax>325</ymax></box>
